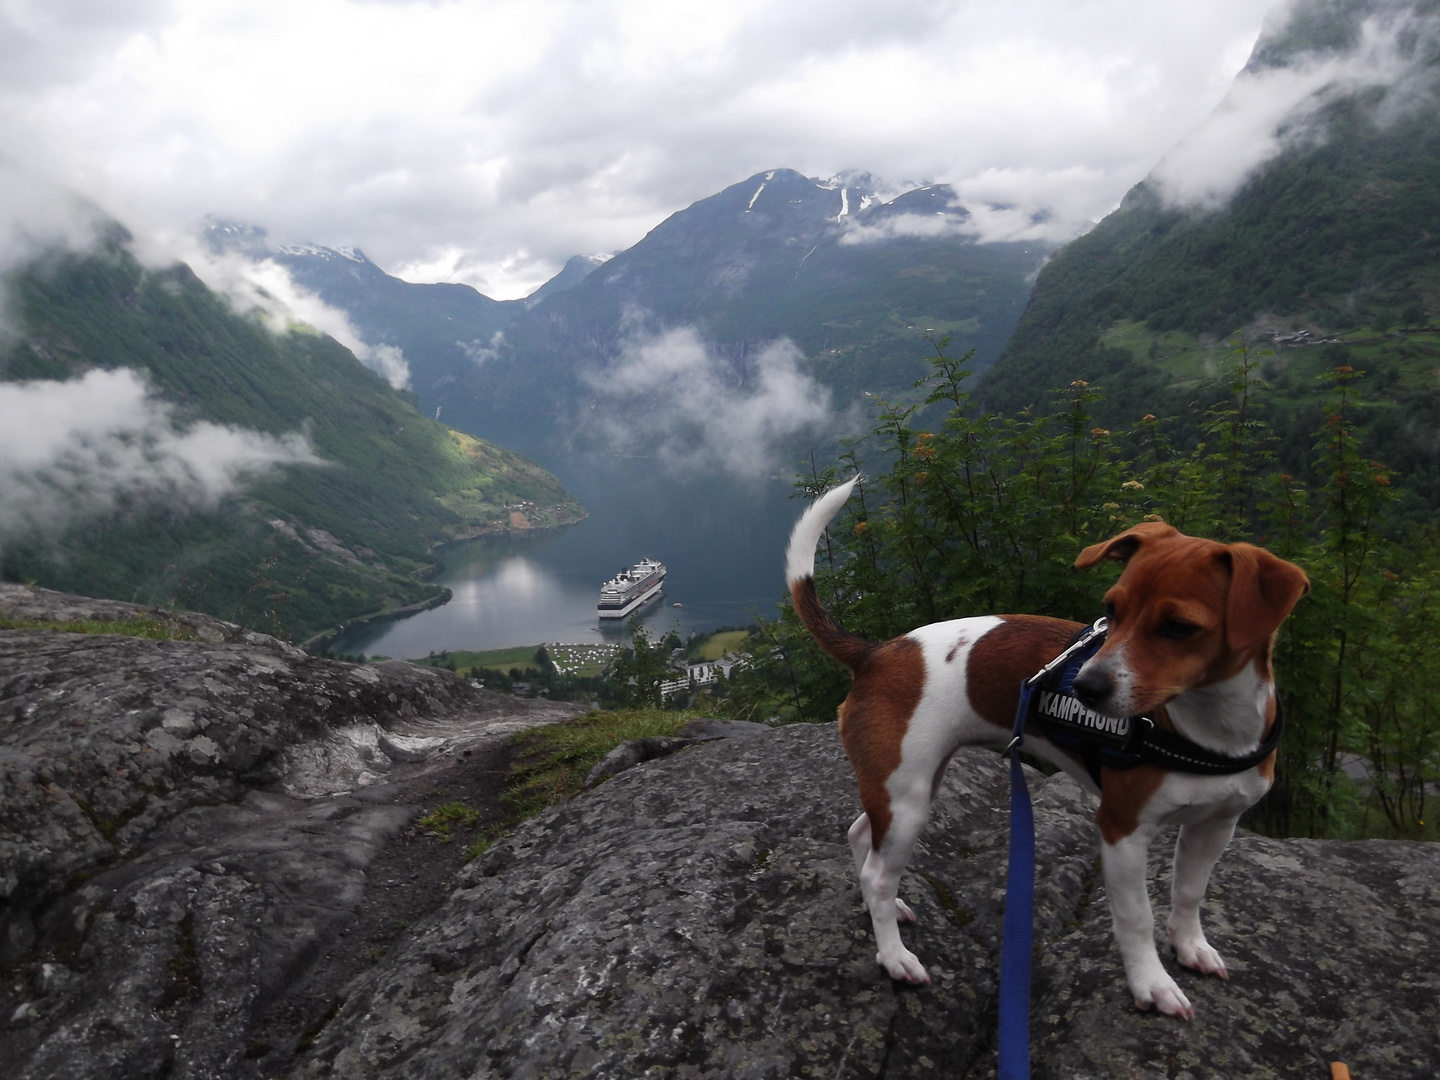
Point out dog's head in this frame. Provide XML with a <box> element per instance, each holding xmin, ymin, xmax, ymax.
<box><xmin>1069</xmin><ymin>522</ymin><xmax>1309</xmax><ymax>716</ymax></box>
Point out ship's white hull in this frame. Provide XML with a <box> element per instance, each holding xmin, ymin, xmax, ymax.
<box><xmin>597</xmin><ymin>558</ymin><xmax>667</xmax><ymax>619</ymax></box>
<box><xmin>597</xmin><ymin>576</ymin><xmax>665</xmax><ymax>618</ymax></box>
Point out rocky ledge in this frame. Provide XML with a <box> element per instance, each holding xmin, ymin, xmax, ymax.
<box><xmin>0</xmin><ymin>584</ymin><xmax>581</xmax><ymax>1078</ymax></box>
<box><xmin>3</xmin><ymin>585</ymin><xmax>1438</xmax><ymax>1078</ymax></box>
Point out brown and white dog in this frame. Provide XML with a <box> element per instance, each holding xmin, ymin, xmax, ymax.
<box><xmin>786</xmin><ymin>478</ymin><xmax>1309</xmax><ymax>1018</ymax></box>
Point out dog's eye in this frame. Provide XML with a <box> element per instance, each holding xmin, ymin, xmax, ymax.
<box><xmin>1158</xmin><ymin>619</ymin><xmax>1200</xmax><ymax>640</ymax></box>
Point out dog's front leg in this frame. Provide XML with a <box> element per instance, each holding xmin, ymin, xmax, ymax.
<box><xmin>1101</xmin><ymin>827</ymin><xmax>1195</xmax><ymax>1019</ymax></box>
<box><xmin>1167</xmin><ymin>815</ymin><xmax>1237</xmax><ymax>979</ymax></box>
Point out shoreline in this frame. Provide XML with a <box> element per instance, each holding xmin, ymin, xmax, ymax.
<box><xmin>427</xmin><ymin>509</ymin><xmax>587</xmax><ymax>557</ymax></box>
<box><xmin>306</xmin><ymin>514</ymin><xmax>589</xmax><ymax>654</ymax></box>
<box><xmin>301</xmin><ymin>588</ymin><xmax>454</xmax><ymax>653</ymax></box>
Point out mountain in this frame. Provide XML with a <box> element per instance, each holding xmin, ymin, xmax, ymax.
<box><xmin>206</xmin><ymin>221</ymin><xmax>526</xmax><ymax>417</ymax></box>
<box><xmin>451</xmin><ymin>169</ymin><xmax>1050</xmax><ymax>455</ymax></box>
<box><xmin>231</xmin><ymin>170</ymin><xmax>1052</xmax><ymax>459</ymax></box>
<box><xmin>1</xmin><ymin>227</ymin><xmax>584</xmax><ymax>642</ymax></box>
<box><xmin>522</xmin><ymin>253</ymin><xmax>609</xmax><ymax>309</ymax></box>
<box><xmin>980</xmin><ymin>0</ymin><xmax>1440</xmax><ymax>510</ymax></box>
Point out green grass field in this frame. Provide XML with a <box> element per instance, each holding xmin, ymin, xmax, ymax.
<box><xmin>502</xmin><ymin>707</ymin><xmax>703</xmax><ymax>820</ymax></box>
<box><xmin>414</xmin><ymin>628</ymin><xmax>750</xmax><ymax>678</ymax></box>
<box><xmin>415</xmin><ymin>642</ymin><xmax>620</xmax><ymax>677</ymax></box>
<box><xmin>697</xmin><ymin>630</ymin><xmax>748</xmax><ymax>660</ymax></box>
<box><xmin>415</xmin><ymin>645</ymin><xmax>540</xmax><ymax>675</ymax></box>
<box><xmin>546</xmin><ymin>642</ymin><xmax>620</xmax><ymax>676</ymax></box>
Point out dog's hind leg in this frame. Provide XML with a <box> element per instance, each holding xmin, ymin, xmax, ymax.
<box><xmin>1167</xmin><ymin>815</ymin><xmax>1237</xmax><ymax>979</ymax></box>
<box><xmin>847</xmin><ymin>813</ymin><xmax>916</xmax><ymax>924</ymax></box>
<box><xmin>854</xmin><ymin>774</ymin><xmax>934</xmax><ymax>984</ymax></box>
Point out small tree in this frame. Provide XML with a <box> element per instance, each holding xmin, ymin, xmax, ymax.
<box><xmin>601</xmin><ymin>616</ymin><xmax>680</xmax><ymax>707</ymax></box>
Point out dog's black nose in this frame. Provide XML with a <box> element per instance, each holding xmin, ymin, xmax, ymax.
<box><xmin>1072</xmin><ymin>667</ymin><xmax>1111</xmax><ymax>708</ymax></box>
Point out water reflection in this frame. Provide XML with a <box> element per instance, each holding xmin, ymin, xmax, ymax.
<box><xmin>325</xmin><ymin>459</ymin><xmax>797</xmax><ymax>658</ymax></box>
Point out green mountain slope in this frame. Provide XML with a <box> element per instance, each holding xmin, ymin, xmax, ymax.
<box><xmin>463</xmin><ymin>171</ymin><xmax>1047</xmax><ymax>455</ymax></box>
<box><xmin>980</xmin><ymin>0</ymin><xmax>1440</xmax><ymax>511</ymax></box>
<box><xmin>1</xmin><ymin>232</ymin><xmax>583</xmax><ymax>641</ymax></box>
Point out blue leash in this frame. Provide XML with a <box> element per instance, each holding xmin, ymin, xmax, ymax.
<box><xmin>998</xmin><ymin>618</ymin><xmax>1106</xmax><ymax>1080</ymax></box>
<box><xmin>998</xmin><ymin>680</ymin><xmax>1037</xmax><ymax>1080</ymax></box>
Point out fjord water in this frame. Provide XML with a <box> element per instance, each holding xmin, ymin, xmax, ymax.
<box><xmin>325</xmin><ymin>458</ymin><xmax>800</xmax><ymax>658</ymax></box>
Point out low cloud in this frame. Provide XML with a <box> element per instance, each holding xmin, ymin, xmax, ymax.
<box><xmin>584</xmin><ymin>325</ymin><xmax>834</xmax><ymax>476</ymax></box>
<box><xmin>0</xmin><ymin>160</ymin><xmax>108</xmax><ymax>337</ymax></box>
<box><xmin>1152</xmin><ymin>9</ymin><xmax>1440</xmax><ymax>209</ymax></box>
<box><xmin>2</xmin><ymin>0</ymin><xmax>1278</xmax><ymax>301</ymax></box>
<box><xmin>0</xmin><ymin>367</ymin><xmax>323</xmax><ymax>544</ymax></box>
<box><xmin>460</xmin><ymin>331</ymin><xmax>506</xmax><ymax>368</ymax></box>
<box><xmin>159</xmin><ymin>240</ymin><xmax>413</xmax><ymax>390</ymax></box>
<box><xmin>951</xmin><ymin>165</ymin><xmax>1112</xmax><ymax>244</ymax></box>
<box><xmin>839</xmin><ymin>210</ymin><xmax>973</xmax><ymax>246</ymax></box>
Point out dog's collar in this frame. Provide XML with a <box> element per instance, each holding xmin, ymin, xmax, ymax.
<box><xmin>1026</xmin><ymin>619</ymin><xmax>1285</xmax><ymax>784</ymax></box>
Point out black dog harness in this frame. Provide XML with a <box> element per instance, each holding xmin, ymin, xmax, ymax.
<box><xmin>1026</xmin><ymin>618</ymin><xmax>1285</xmax><ymax>788</ymax></box>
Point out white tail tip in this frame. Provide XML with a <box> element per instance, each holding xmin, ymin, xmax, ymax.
<box><xmin>784</xmin><ymin>477</ymin><xmax>860</xmax><ymax>585</ymax></box>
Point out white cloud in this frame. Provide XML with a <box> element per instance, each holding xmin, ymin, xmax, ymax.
<box><xmin>1152</xmin><ymin>9</ymin><xmax>1440</xmax><ymax>208</ymax></box>
<box><xmin>584</xmin><ymin>325</ymin><xmax>834</xmax><ymax>476</ymax></box>
<box><xmin>0</xmin><ymin>367</ymin><xmax>323</xmax><ymax>544</ymax></box>
<box><xmin>0</xmin><ymin>160</ymin><xmax>412</xmax><ymax>390</ymax></box>
<box><xmin>0</xmin><ymin>159</ymin><xmax>104</xmax><ymax>271</ymax></box>
<box><xmin>951</xmin><ymin>166</ymin><xmax>1115</xmax><ymax>244</ymax></box>
<box><xmin>159</xmin><ymin>239</ymin><xmax>413</xmax><ymax>389</ymax></box>
<box><xmin>0</xmin><ymin>0</ymin><xmax>1278</xmax><ymax>300</ymax></box>
<box><xmin>839</xmin><ymin>211</ymin><xmax>973</xmax><ymax>246</ymax></box>
<box><xmin>0</xmin><ymin>159</ymin><xmax>110</xmax><ymax>337</ymax></box>
<box><xmin>460</xmin><ymin>331</ymin><xmax>506</xmax><ymax>369</ymax></box>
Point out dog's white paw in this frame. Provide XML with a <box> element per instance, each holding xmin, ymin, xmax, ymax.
<box><xmin>877</xmin><ymin>947</ymin><xmax>930</xmax><ymax>984</ymax></box>
<box><xmin>1134</xmin><ymin>977</ymin><xmax>1194</xmax><ymax>1020</ymax></box>
<box><xmin>895</xmin><ymin>897</ymin><xmax>917</xmax><ymax>923</ymax></box>
<box><xmin>1172</xmin><ymin>938</ymin><xmax>1228</xmax><ymax>979</ymax></box>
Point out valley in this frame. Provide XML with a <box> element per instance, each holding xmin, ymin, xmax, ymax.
<box><xmin>7</xmin><ymin>4</ymin><xmax>1440</xmax><ymax>1077</ymax></box>
<box><xmin>1</xmin><ymin>0</ymin><xmax>1437</xmax><ymax>846</ymax></box>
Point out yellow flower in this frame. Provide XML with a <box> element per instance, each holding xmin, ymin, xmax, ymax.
<box><xmin>1122</xmin><ymin>480</ymin><xmax>1145</xmax><ymax>492</ymax></box>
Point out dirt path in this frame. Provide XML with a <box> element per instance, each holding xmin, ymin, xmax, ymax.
<box><xmin>244</xmin><ymin>737</ymin><xmax>523</xmax><ymax>1076</ymax></box>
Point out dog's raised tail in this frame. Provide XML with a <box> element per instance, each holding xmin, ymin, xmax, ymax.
<box><xmin>785</xmin><ymin>477</ymin><xmax>874</xmax><ymax>671</ymax></box>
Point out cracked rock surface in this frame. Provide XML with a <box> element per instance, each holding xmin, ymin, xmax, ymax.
<box><xmin>295</xmin><ymin>723</ymin><xmax>1439</xmax><ymax>1080</ymax></box>
<box><xmin>4</xmin><ymin>584</ymin><xmax>1438</xmax><ymax>1078</ymax></box>
<box><xmin>0</xmin><ymin>584</ymin><xmax>580</xmax><ymax>1079</ymax></box>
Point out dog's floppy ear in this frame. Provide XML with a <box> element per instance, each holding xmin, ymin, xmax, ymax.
<box><xmin>1223</xmin><ymin>544</ymin><xmax>1310</xmax><ymax>651</ymax></box>
<box><xmin>1074</xmin><ymin>521</ymin><xmax>1181</xmax><ymax>570</ymax></box>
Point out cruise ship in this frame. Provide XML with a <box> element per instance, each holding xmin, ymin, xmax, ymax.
<box><xmin>597</xmin><ymin>558</ymin><xmax>667</xmax><ymax>619</ymax></box>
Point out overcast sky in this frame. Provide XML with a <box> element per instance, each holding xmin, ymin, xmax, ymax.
<box><xmin>1</xmin><ymin>0</ymin><xmax>1283</xmax><ymax>300</ymax></box>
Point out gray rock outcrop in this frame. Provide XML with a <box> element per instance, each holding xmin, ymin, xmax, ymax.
<box><xmin>293</xmin><ymin>725</ymin><xmax>1440</xmax><ymax>1079</ymax></box>
<box><xmin>4</xmin><ymin>583</ymin><xmax>1438</xmax><ymax>1078</ymax></box>
<box><xmin>583</xmin><ymin>717</ymin><xmax>770</xmax><ymax>787</ymax></box>
<box><xmin>1</xmin><ymin>584</ymin><xmax>581</xmax><ymax>1079</ymax></box>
